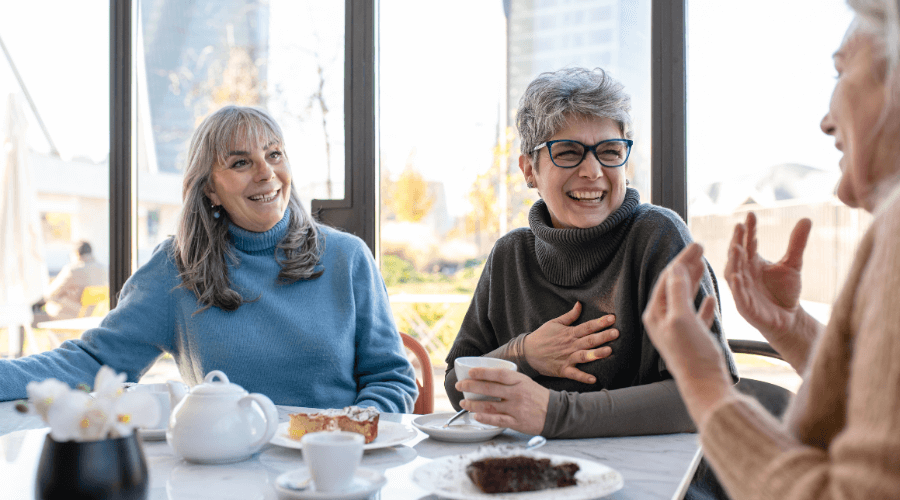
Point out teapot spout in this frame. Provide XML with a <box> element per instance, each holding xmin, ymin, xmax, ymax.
<box><xmin>167</xmin><ymin>380</ymin><xmax>189</xmax><ymax>408</ymax></box>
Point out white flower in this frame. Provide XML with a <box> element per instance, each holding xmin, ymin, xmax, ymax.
<box><xmin>92</xmin><ymin>366</ymin><xmax>127</xmax><ymax>400</ymax></box>
<box><xmin>46</xmin><ymin>390</ymin><xmax>96</xmax><ymax>442</ymax></box>
<box><xmin>25</xmin><ymin>379</ymin><xmax>72</xmax><ymax>422</ymax></box>
<box><xmin>110</xmin><ymin>392</ymin><xmax>160</xmax><ymax>437</ymax></box>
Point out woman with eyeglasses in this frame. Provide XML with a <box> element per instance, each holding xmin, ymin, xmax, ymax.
<box><xmin>0</xmin><ymin>105</ymin><xmax>417</xmax><ymax>413</ymax></box>
<box><xmin>446</xmin><ymin>67</ymin><xmax>736</xmax><ymax>438</ymax></box>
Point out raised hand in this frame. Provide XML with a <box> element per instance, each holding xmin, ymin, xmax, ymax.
<box><xmin>724</xmin><ymin>212</ymin><xmax>812</xmax><ymax>342</ymax></box>
<box><xmin>522</xmin><ymin>302</ymin><xmax>617</xmax><ymax>384</ymax></box>
<box><xmin>642</xmin><ymin>243</ymin><xmax>733</xmax><ymax>427</ymax></box>
<box><xmin>456</xmin><ymin>367</ymin><xmax>551</xmax><ymax>435</ymax></box>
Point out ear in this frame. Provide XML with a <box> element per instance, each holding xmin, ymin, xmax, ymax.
<box><xmin>519</xmin><ymin>154</ymin><xmax>536</xmax><ymax>187</ymax></box>
<box><xmin>205</xmin><ymin>182</ymin><xmax>221</xmax><ymax>206</ymax></box>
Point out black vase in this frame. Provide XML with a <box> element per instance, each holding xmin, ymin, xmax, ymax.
<box><xmin>35</xmin><ymin>433</ymin><xmax>149</xmax><ymax>500</ymax></box>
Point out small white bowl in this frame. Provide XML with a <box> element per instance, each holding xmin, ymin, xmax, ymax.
<box><xmin>454</xmin><ymin>357</ymin><xmax>517</xmax><ymax>401</ymax></box>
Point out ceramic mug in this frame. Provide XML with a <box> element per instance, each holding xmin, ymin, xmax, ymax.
<box><xmin>454</xmin><ymin>356</ymin><xmax>518</xmax><ymax>401</ymax></box>
<box><xmin>301</xmin><ymin>431</ymin><xmax>364</xmax><ymax>492</ymax></box>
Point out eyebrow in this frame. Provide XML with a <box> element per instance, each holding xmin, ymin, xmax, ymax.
<box><xmin>226</xmin><ymin>140</ymin><xmax>280</xmax><ymax>157</ymax></box>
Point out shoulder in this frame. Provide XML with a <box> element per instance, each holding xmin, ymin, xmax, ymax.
<box><xmin>491</xmin><ymin>227</ymin><xmax>532</xmax><ymax>255</ymax></box>
<box><xmin>318</xmin><ymin>225</ymin><xmax>370</xmax><ymax>257</ymax></box>
<box><xmin>630</xmin><ymin>203</ymin><xmax>689</xmax><ymax>234</ymax></box>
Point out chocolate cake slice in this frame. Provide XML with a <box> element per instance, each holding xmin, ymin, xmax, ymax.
<box><xmin>465</xmin><ymin>455</ymin><xmax>580</xmax><ymax>493</ymax></box>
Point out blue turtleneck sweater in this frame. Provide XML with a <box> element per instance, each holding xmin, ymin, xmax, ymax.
<box><xmin>0</xmin><ymin>211</ymin><xmax>418</xmax><ymax>413</ymax></box>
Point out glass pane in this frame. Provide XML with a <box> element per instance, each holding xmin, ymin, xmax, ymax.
<box><xmin>687</xmin><ymin>0</ymin><xmax>856</xmax><ymax>390</ymax></box>
<box><xmin>0</xmin><ymin>1</ymin><xmax>111</xmax><ymax>356</ymax></box>
<box><xmin>136</xmin><ymin>0</ymin><xmax>345</xmax><ymax>266</ymax></box>
<box><xmin>379</xmin><ymin>0</ymin><xmax>651</xmax><ymax>412</ymax></box>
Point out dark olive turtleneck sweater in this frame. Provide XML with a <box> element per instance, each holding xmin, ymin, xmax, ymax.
<box><xmin>445</xmin><ymin>188</ymin><xmax>737</xmax><ymax>437</ymax></box>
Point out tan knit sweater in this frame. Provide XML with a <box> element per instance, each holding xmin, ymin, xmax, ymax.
<box><xmin>700</xmin><ymin>192</ymin><xmax>900</xmax><ymax>499</ymax></box>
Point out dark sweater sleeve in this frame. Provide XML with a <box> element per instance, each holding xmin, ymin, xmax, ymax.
<box><xmin>542</xmin><ymin>379</ymin><xmax>696</xmax><ymax>438</ymax></box>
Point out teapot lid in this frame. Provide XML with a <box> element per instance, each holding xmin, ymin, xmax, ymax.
<box><xmin>191</xmin><ymin>370</ymin><xmax>246</xmax><ymax>396</ymax></box>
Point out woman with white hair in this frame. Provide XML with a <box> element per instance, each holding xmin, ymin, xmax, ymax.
<box><xmin>642</xmin><ymin>0</ymin><xmax>900</xmax><ymax>497</ymax></box>
<box><xmin>0</xmin><ymin>106</ymin><xmax>417</xmax><ymax>413</ymax></box>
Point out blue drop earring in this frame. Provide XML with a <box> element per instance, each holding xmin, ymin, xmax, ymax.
<box><xmin>211</xmin><ymin>203</ymin><xmax>220</xmax><ymax>219</ymax></box>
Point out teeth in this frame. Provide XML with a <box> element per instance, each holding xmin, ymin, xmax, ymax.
<box><xmin>249</xmin><ymin>190</ymin><xmax>279</xmax><ymax>202</ymax></box>
<box><xmin>568</xmin><ymin>191</ymin><xmax>605</xmax><ymax>201</ymax></box>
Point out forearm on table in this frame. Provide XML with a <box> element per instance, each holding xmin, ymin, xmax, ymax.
<box><xmin>444</xmin><ymin>333</ymin><xmax>538</xmax><ymax>410</ymax></box>
<box><xmin>541</xmin><ymin>379</ymin><xmax>697</xmax><ymax>438</ymax></box>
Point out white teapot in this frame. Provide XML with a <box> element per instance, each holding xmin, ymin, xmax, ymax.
<box><xmin>166</xmin><ymin>370</ymin><xmax>279</xmax><ymax>464</ymax></box>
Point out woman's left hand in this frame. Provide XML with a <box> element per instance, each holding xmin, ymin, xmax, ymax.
<box><xmin>456</xmin><ymin>368</ymin><xmax>550</xmax><ymax>435</ymax></box>
<box><xmin>641</xmin><ymin>243</ymin><xmax>734</xmax><ymax>427</ymax></box>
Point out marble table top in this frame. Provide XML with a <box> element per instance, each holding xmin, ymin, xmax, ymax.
<box><xmin>0</xmin><ymin>401</ymin><xmax>701</xmax><ymax>499</ymax></box>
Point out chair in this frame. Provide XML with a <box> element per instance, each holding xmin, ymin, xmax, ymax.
<box><xmin>728</xmin><ymin>339</ymin><xmax>793</xmax><ymax>418</ymax></box>
<box><xmin>78</xmin><ymin>286</ymin><xmax>110</xmax><ymax>318</ymax></box>
<box><xmin>400</xmin><ymin>332</ymin><xmax>434</xmax><ymax>415</ymax></box>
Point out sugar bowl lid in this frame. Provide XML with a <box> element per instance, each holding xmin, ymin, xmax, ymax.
<box><xmin>190</xmin><ymin>370</ymin><xmax>247</xmax><ymax>396</ymax></box>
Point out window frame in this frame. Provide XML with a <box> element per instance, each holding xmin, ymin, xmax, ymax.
<box><xmin>108</xmin><ymin>0</ymin><xmax>688</xmax><ymax>301</ymax></box>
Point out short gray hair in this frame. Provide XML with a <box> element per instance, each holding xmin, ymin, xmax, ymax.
<box><xmin>515</xmin><ymin>67</ymin><xmax>633</xmax><ymax>165</ymax></box>
<box><xmin>174</xmin><ymin>105</ymin><xmax>323</xmax><ymax>313</ymax></box>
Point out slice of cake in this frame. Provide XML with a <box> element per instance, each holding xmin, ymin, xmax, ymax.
<box><xmin>466</xmin><ymin>455</ymin><xmax>580</xmax><ymax>493</ymax></box>
<box><xmin>288</xmin><ymin>406</ymin><xmax>380</xmax><ymax>444</ymax></box>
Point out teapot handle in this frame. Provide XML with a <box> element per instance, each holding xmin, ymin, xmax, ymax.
<box><xmin>240</xmin><ymin>393</ymin><xmax>279</xmax><ymax>453</ymax></box>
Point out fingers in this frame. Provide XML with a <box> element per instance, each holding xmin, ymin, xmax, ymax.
<box><xmin>573</xmin><ymin>314</ymin><xmax>615</xmax><ymax>338</ymax></box>
<box><xmin>783</xmin><ymin>218</ymin><xmax>812</xmax><ymax>270</ymax></box>
<box><xmin>561</xmin><ymin>365</ymin><xmax>598</xmax><ymax>385</ymax></box>
<box><xmin>578</xmin><ymin>328</ymin><xmax>618</xmax><ymax>350</ymax></box>
<box><xmin>553</xmin><ymin>301</ymin><xmax>582</xmax><ymax>326</ymax></box>
<box><xmin>745</xmin><ymin>212</ymin><xmax>758</xmax><ymax>257</ymax></box>
<box><xmin>464</xmin><ymin>367</ymin><xmax>523</xmax><ymax>385</ymax></box>
<box><xmin>698</xmin><ymin>296</ymin><xmax>716</xmax><ymax>329</ymax></box>
<box><xmin>666</xmin><ymin>263</ymin><xmax>696</xmax><ymax>313</ymax></box>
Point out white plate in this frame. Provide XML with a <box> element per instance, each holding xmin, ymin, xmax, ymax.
<box><xmin>412</xmin><ymin>412</ymin><xmax>506</xmax><ymax>443</ymax></box>
<box><xmin>137</xmin><ymin>428</ymin><xmax>167</xmax><ymax>441</ymax></box>
<box><xmin>411</xmin><ymin>449</ymin><xmax>624</xmax><ymax>499</ymax></box>
<box><xmin>270</xmin><ymin>420</ymin><xmax>417</xmax><ymax>451</ymax></box>
<box><xmin>275</xmin><ymin>467</ymin><xmax>386</xmax><ymax>500</ymax></box>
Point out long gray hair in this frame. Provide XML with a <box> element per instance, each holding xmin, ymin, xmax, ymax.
<box><xmin>515</xmin><ymin>67</ymin><xmax>633</xmax><ymax>170</ymax></box>
<box><xmin>174</xmin><ymin>105</ymin><xmax>324</xmax><ymax>312</ymax></box>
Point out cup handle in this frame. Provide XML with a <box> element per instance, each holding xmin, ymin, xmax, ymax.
<box><xmin>241</xmin><ymin>393</ymin><xmax>279</xmax><ymax>452</ymax></box>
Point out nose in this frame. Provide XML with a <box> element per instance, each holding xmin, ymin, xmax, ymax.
<box><xmin>578</xmin><ymin>152</ymin><xmax>604</xmax><ymax>179</ymax></box>
<box><xmin>820</xmin><ymin>111</ymin><xmax>836</xmax><ymax>136</ymax></box>
<box><xmin>254</xmin><ymin>156</ymin><xmax>275</xmax><ymax>182</ymax></box>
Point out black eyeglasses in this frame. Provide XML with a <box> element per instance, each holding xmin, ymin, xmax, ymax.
<box><xmin>532</xmin><ymin>138</ymin><xmax>634</xmax><ymax>168</ymax></box>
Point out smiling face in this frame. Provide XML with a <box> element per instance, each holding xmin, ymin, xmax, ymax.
<box><xmin>820</xmin><ymin>31</ymin><xmax>893</xmax><ymax>211</ymax></box>
<box><xmin>206</xmin><ymin>137</ymin><xmax>292</xmax><ymax>232</ymax></box>
<box><xmin>519</xmin><ymin>114</ymin><xmax>628</xmax><ymax>229</ymax></box>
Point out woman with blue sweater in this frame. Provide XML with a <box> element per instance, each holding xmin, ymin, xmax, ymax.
<box><xmin>0</xmin><ymin>106</ymin><xmax>417</xmax><ymax>413</ymax></box>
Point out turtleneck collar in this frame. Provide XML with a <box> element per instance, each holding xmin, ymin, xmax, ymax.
<box><xmin>529</xmin><ymin>187</ymin><xmax>640</xmax><ymax>286</ymax></box>
<box><xmin>228</xmin><ymin>208</ymin><xmax>291</xmax><ymax>253</ymax></box>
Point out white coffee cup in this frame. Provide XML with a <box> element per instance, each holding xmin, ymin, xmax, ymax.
<box><xmin>301</xmin><ymin>431</ymin><xmax>364</xmax><ymax>492</ymax></box>
<box><xmin>126</xmin><ymin>383</ymin><xmax>171</xmax><ymax>430</ymax></box>
<box><xmin>455</xmin><ymin>357</ymin><xmax>518</xmax><ymax>401</ymax></box>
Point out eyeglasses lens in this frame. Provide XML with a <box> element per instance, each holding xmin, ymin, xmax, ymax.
<box><xmin>549</xmin><ymin>140</ymin><xmax>629</xmax><ymax>168</ymax></box>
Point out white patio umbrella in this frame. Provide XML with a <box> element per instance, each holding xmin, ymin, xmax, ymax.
<box><xmin>0</xmin><ymin>93</ymin><xmax>48</xmax><ymax>356</ymax></box>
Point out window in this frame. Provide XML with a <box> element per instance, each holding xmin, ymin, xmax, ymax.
<box><xmin>686</xmin><ymin>0</ymin><xmax>856</xmax><ymax>389</ymax></box>
<box><xmin>0</xmin><ymin>1</ymin><xmax>111</xmax><ymax>353</ymax></box>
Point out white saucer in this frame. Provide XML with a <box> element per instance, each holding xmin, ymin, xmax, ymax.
<box><xmin>137</xmin><ymin>428</ymin><xmax>167</xmax><ymax>441</ymax></box>
<box><xmin>412</xmin><ymin>412</ymin><xmax>506</xmax><ymax>442</ymax></box>
<box><xmin>275</xmin><ymin>467</ymin><xmax>386</xmax><ymax>500</ymax></box>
